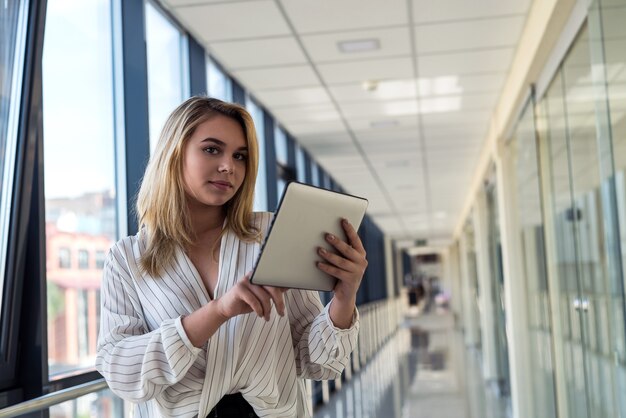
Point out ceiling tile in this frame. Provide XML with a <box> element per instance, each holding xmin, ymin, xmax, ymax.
<box><xmin>209</xmin><ymin>37</ymin><xmax>307</xmax><ymax>70</ymax></box>
<box><xmin>348</xmin><ymin>114</ymin><xmax>420</xmax><ymax>132</ymax></box>
<box><xmin>301</xmin><ymin>27</ymin><xmax>411</xmax><ymax>63</ymax></box>
<box><xmin>281</xmin><ymin>0</ymin><xmax>409</xmax><ymax>33</ymax></box>
<box><xmin>340</xmin><ymin>99</ymin><xmax>419</xmax><ymax>119</ymax></box>
<box><xmin>417</xmin><ymin>48</ymin><xmax>515</xmax><ymax>76</ymax></box>
<box><xmin>329</xmin><ymin>79</ymin><xmax>418</xmax><ymax>103</ymax></box>
<box><xmin>416</xmin><ymin>16</ymin><xmax>525</xmax><ymax>54</ymax></box>
<box><xmin>252</xmin><ymin>87</ymin><xmax>333</xmax><ymax>108</ymax></box>
<box><xmin>317</xmin><ymin>57</ymin><xmax>414</xmax><ymax>85</ymax></box>
<box><xmin>272</xmin><ymin>103</ymin><xmax>341</xmax><ymax>124</ymax></box>
<box><xmin>174</xmin><ymin>1</ymin><xmax>290</xmax><ymax>41</ymax></box>
<box><xmin>284</xmin><ymin>120</ymin><xmax>347</xmax><ymax>135</ymax></box>
<box><xmin>232</xmin><ymin>65</ymin><xmax>318</xmax><ymax>90</ymax></box>
<box><xmin>418</xmin><ymin>73</ymin><xmax>507</xmax><ymax>96</ymax></box>
<box><xmin>411</xmin><ymin>0</ymin><xmax>530</xmax><ymax>23</ymax></box>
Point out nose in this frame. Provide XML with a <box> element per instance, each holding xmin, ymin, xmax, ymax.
<box><xmin>218</xmin><ymin>157</ymin><xmax>234</xmax><ymax>174</ymax></box>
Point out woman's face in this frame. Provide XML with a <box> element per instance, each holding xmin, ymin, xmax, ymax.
<box><xmin>182</xmin><ymin>114</ymin><xmax>248</xmax><ymax>208</ymax></box>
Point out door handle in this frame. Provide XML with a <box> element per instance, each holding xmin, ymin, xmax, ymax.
<box><xmin>581</xmin><ymin>298</ymin><xmax>590</xmax><ymax>312</ymax></box>
<box><xmin>573</xmin><ymin>298</ymin><xmax>581</xmax><ymax>311</ymax></box>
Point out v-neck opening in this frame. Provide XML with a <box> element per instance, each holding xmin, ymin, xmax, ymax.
<box><xmin>181</xmin><ymin>226</ymin><xmax>227</xmax><ymax>303</ymax></box>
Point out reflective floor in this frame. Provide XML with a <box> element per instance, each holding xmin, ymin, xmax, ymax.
<box><xmin>314</xmin><ymin>312</ymin><xmax>511</xmax><ymax>418</ymax></box>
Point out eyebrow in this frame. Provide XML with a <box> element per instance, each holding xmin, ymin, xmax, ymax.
<box><xmin>200</xmin><ymin>137</ymin><xmax>248</xmax><ymax>151</ymax></box>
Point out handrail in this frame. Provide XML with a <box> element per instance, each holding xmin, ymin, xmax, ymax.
<box><xmin>0</xmin><ymin>379</ymin><xmax>108</xmax><ymax>418</ymax></box>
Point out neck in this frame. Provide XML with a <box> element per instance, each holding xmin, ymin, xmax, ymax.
<box><xmin>186</xmin><ymin>199</ymin><xmax>226</xmax><ymax>242</ymax></box>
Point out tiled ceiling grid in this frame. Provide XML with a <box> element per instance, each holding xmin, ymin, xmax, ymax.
<box><xmin>164</xmin><ymin>0</ymin><xmax>531</xmax><ymax>243</ymax></box>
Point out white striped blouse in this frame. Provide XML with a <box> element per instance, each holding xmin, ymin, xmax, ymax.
<box><xmin>96</xmin><ymin>212</ymin><xmax>359</xmax><ymax>418</ymax></box>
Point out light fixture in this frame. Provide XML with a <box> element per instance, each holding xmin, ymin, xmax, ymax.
<box><xmin>337</xmin><ymin>38</ymin><xmax>380</xmax><ymax>53</ymax></box>
<box><xmin>362</xmin><ymin>79</ymin><xmax>379</xmax><ymax>92</ymax></box>
<box><xmin>370</xmin><ymin>119</ymin><xmax>398</xmax><ymax>129</ymax></box>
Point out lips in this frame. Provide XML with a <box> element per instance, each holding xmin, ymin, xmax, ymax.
<box><xmin>208</xmin><ymin>180</ymin><xmax>233</xmax><ymax>191</ymax></box>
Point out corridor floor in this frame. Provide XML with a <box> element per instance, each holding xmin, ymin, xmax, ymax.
<box><xmin>313</xmin><ymin>312</ymin><xmax>511</xmax><ymax>418</ymax></box>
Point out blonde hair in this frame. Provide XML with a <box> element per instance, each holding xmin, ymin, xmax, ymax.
<box><xmin>136</xmin><ymin>96</ymin><xmax>261</xmax><ymax>277</ymax></box>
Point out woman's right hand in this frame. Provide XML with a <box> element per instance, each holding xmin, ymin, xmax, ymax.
<box><xmin>215</xmin><ymin>273</ymin><xmax>287</xmax><ymax>321</ymax></box>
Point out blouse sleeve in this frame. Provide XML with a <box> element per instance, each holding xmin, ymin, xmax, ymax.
<box><xmin>95</xmin><ymin>246</ymin><xmax>202</xmax><ymax>403</ymax></box>
<box><xmin>285</xmin><ymin>289</ymin><xmax>360</xmax><ymax>380</ymax></box>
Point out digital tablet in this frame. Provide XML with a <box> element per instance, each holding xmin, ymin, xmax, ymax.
<box><xmin>250</xmin><ymin>182</ymin><xmax>369</xmax><ymax>292</ymax></box>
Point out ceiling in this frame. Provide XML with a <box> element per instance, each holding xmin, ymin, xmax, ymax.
<box><xmin>161</xmin><ymin>0</ymin><xmax>533</xmax><ymax>245</ymax></box>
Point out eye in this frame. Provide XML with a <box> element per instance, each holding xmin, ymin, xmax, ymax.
<box><xmin>203</xmin><ymin>146</ymin><xmax>219</xmax><ymax>155</ymax></box>
<box><xmin>234</xmin><ymin>152</ymin><xmax>247</xmax><ymax>161</ymax></box>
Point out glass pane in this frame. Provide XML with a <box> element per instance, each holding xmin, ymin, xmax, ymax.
<box><xmin>0</xmin><ymin>0</ymin><xmax>27</xmax><ymax>317</ymax></box>
<box><xmin>206</xmin><ymin>56</ymin><xmax>232</xmax><ymax>102</ymax></box>
<box><xmin>43</xmin><ymin>0</ymin><xmax>119</xmax><ymax>377</ymax></box>
<box><xmin>296</xmin><ymin>145</ymin><xmax>306</xmax><ymax>183</ymax></box>
<box><xmin>562</xmin><ymin>18</ymin><xmax>621</xmax><ymax>417</ymax></box>
<box><xmin>46</xmin><ymin>387</ymin><xmax>130</xmax><ymax>418</ymax></box>
<box><xmin>247</xmin><ymin>97</ymin><xmax>267</xmax><ymax>211</ymax></box>
<box><xmin>274</xmin><ymin>125</ymin><xmax>288</xmax><ymax>165</ymax></box>
<box><xmin>274</xmin><ymin>126</ymin><xmax>288</xmax><ymax>203</ymax></box>
<box><xmin>537</xmin><ymin>65</ymin><xmax>590</xmax><ymax>418</ymax></box>
<box><xmin>311</xmin><ymin>161</ymin><xmax>320</xmax><ymax>187</ymax></box>
<box><xmin>146</xmin><ymin>2</ymin><xmax>188</xmax><ymax>153</ymax></box>
<box><xmin>591</xmin><ymin>0</ymin><xmax>626</xmax><ymax>415</ymax></box>
<box><xmin>510</xmin><ymin>100</ymin><xmax>558</xmax><ymax>417</ymax></box>
<box><xmin>485</xmin><ymin>181</ymin><xmax>511</xmax><ymax>395</ymax></box>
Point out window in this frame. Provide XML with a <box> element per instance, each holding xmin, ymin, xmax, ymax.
<box><xmin>43</xmin><ymin>0</ymin><xmax>119</xmax><ymax>377</ymax></box>
<box><xmin>275</xmin><ymin>126</ymin><xmax>288</xmax><ymax>201</ymax></box>
<box><xmin>0</xmin><ymin>0</ymin><xmax>28</xmax><ymax>318</ymax></box>
<box><xmin>95</xmin><ymin>250</ymin><xmax>106</xmax><ymax>269</ymax></box>
<box><xmin>58</xmin><ymin>248</ymin><xmax>71</xmax><ymax>269</ymax></box>
<box><xmin>145</xmin><ymin>1</ymin><xmax>189</xmax><ymax>152</ymax></box>
<box><xmin>311</xmin><ymin>161</ymin><xmax>320</xmax><ymax>187</ymax></box>
<box><xmin>296</xmin><ymin>145</ymin><xmax>306</xmax><ymax>183</ymax></box>
<box><xmin>206</xmin><ymin>56</ymin><xmax>232</xmax><ymax>101</ymax></box>
<box><xmin>247</xmin><ymin>96</ymin><xmax>267</xmax><ymax>211</ymax></box>
<box><xmin>78</xmin><ymin>249</ymin><xmax>89</xmax><ymax>269</ymax></box>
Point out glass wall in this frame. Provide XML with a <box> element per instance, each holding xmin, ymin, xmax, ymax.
<box><xmin>42</xmin><ymin>0</ymin><xmax>119</xmax><ymax>378</ymax></box>
<box><xmin>0</xmin><ymin>0</ymin><xmax>28</xmax><ymax>317</ymax></box>
<box><xmin>246</xmin><ymin>96</ymin><xmax>267</xmax><ymax>211</ymax></box>
<box><xmin>296</xmin><ymin>144</ymin><xmax>307</xmax><ymax>183</ymax></box>
<box><xmin>485</xmin><ymin>178</ymin><xmax>511</xmax><ymax>395</ymax></box>
<box><xmin>275</xmin><ymin>125</ymin><xmax>288</xmax><ymax>202</ymax></box>
<box><xmin>508</xmin><ymin>99</ymin><xmax>558</xmax><ymax>417</ymax></box>
<box><xmin>145</xmin><ymin>1</ymin><xmax>188</xmax><ymax>152</ymax></box>
<box><xmin>589</xmin><ymin>0</ymin><xmax>626</xmax><ymax>414</ymax></box>
<box><xmin>536</xmin><ymin>12</ymin><xmax>626</xmax><ymax>416</ymax></box>
<box><xmin>206</xmin><ymin>56</ymin><xmax>232</xmax><ymax>102</ymax></box>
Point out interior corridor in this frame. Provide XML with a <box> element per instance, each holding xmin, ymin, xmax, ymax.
<box><xmin>314</xmin><ymin>312</ymin><xmax>511</xmax><ymax>418</ymax></box>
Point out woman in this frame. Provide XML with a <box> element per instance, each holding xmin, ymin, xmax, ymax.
<box><xmin>96</xmin><ymin>96</ymin><xmax>368</xmax><ymax>418</ymax></box>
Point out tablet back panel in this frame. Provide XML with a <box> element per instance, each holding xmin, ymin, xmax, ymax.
<box><xmin>250</xmin><ymin>182</ymin><xmax>368</xmax><ymax>292</ymax></box>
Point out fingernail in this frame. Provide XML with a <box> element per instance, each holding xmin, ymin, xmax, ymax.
<box><xmin>326</xmin><ymin>234</ymin><xmax>335</xmax><ymax>241</ymax></box>
<box><xmin>319</xmin><ymin>247</ymin><xmax>327</xmax><ymax>255</ymax></box>
<box><xmin>342</xmin><ymin>218</ymin><xmax>348</xmax><ymax>225</ymax></box>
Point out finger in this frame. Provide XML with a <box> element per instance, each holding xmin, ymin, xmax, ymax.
<box><xmin>341</xmin><ymin>218</ymin><xmax>366</xmax><ymax>253</ymax></box>
<box><xmin>317</xmin><ymin>247</ymin><xmax>354</xmax><ymax>273</ymax></box>
<box><xmin>263</xmin><ymin>286</ymin><xmax>285</xmax><ymax>316</ymax></box>
<box><xmin>325</xmin><ymin>232</ymin><xmax>362</xmax><ymax>261</ymax></box>
<box><xmin>239</xmin><ymin>289</ymin><xmax>264</xmax><ymax>318</ymax></box>
<box><xmin>317</xmin><ymin>261</ymin><xmax>353</xmax><ymax>281</ymax></box>
<box><xmin>248</xmin><ymin>284</ymin><xmax>273</xmax><ymax>321</ymax></box>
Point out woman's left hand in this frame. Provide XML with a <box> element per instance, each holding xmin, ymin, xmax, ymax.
<box><xmin>316</xmin><ymin>218</ymin><xmax>368</xmax><ymax>304</ymax></box>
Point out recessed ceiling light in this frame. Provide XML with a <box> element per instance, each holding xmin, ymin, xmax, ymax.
<box><xmin>370</xmin><ymin>120</ymin><xmax>398</xmax><ymax>129</ymax></box>
<box><xmin>362</xmin><ymin>80</ymin><xmax>379</xmax><ymax>92</ymax></box>
<box><xmin>337</xmin><ymin>38</ymin><xmax>380</xmax><ymax>53</ymax></box>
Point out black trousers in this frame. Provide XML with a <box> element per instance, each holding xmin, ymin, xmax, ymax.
<box><xmin>206</xmin><ymin>393</ymin><xmax>259</xmax><ymax>418</ymax></box>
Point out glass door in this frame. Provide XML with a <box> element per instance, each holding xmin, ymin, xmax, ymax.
<box><xmin>537</xmin><ymin>47</ymin><xmax>592</xmax><ymax>418</ymax></box>
<box><xmin>485</xmin><ymin>180</ymin><xmax>511</xmax><ymax>396</ymax></box>
<box><xmin>587</xmin><ymin>0</ymin><xmax>626</xmax><ymax>416</ymax></box>
<box><xmin>538</xmin><ymin>14</ymin><xmax>626</xmax><ymax>417</ymax></box>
